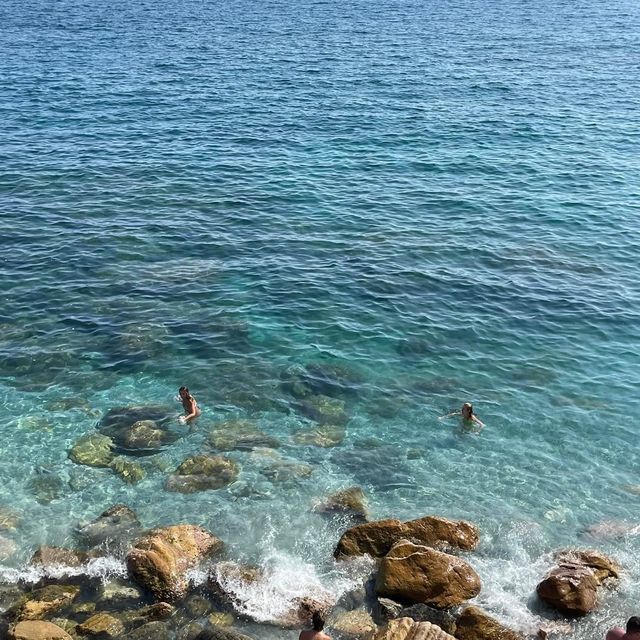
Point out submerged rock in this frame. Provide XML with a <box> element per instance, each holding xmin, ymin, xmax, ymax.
<box><xmin>9</xmin><ymin>621</ymin><xmax>73</xmax><ymax>640</ymax></box>
<box><xmin>75</xmin><ymin>504</ymin><xmax>142</xmax><ymax>551</ymax></box>
<box><xmin>26</xmin><ymin>468</ymin><xmax>65</xmax><ymax>505</ymax></box>
<box><xmin>7</xmin><ymin>584</ymin><xmax>80</xmax><ymax>621</ymax></box>
<box><xmin>335</xmin><ymin>515</ymin><xmax>479</xmax><ymax>559</ymax></box>
<box><xmin>280</xmin><ymin>362</ymin><xmax>363</xmax><ymax>399</ymax></box>
<box><xmin>392</xmin><ymin>604</ymin><xmax>456</xmax><ymax>635</ymax></box>
<box><xmin>314</xmin><ymin>487</ymin><xmax>368</xmax><ymax>523</ymax></box>
<box><xmin>293</xmin><ymin>425</ymin><xmax>346</xmax><ymax>448</ymax></box>
<box><xmin>454</xmin><ymin>606</ymin><xmax>523</xmax><ymax>640</ymax></box>
<box><xmin>109</xmin><ymin>457</ymin><xmax>146</xmax><ymax>484</ymax></box>
<box><xmin>123</xmin><ymin>621</ymin><xmax>171</xmax><ymax>640</ymax></box>
<box><xmin>30</xmin><ymin>546</ymin><xmax>88</xmax><ymax>568</ymax></box>
<box><xmin>76</xmin><ymin>613</ymin><xmax>124</xmax><ymax>638</ymax></box>
<box><xmin>68</xmin><ymin>433</ymin><xmax>115</xmax><ymax>467</ymax></box>
<box><xmin>581</xmin><ymin>520</ymin><xmax>640</xmax><ymax>540</ymax></box>
<box><xmin>166</xmin><ymin>455</ymin><xmax>239</xmax><ymax>493</ymax></box>
<box><xmin>295</xmin><ymin>394</ymin><xmax>349</xmax><ymax>426</ymax></box>
<box><xmin>117</xmin><ymin>602</ymin><xmax>175</xmax><ymax>627</ymax></box>
<box><xmin>193</xmin><ymin>627</ymin><xmax>254</xmax><ymax>640</ymax></box>
<box><xmin>0</xmin><ymin>506</ymin><xmax>20</xmax><ymax>531</ymax></box>
<box><xmin>208</xmin><ymin>421</ymin><xmax>280</xmax><ymax>451</ymax></box>
<box><xmin>127</xmin><ymin>525</ymin><xmax>223</xmax><ymax>602</ymax></box>
<box><xmin>375</xmin><ymin>540</ymin><xmax>481</xmax><ymax>608</ymax></box>
<box><xmin>99</xmin><ymin>406</ymin><xmax>177</xmax><ymax>456</ymax></box>
<box><xmin>327</xmin><ymin>610</ymin><xmax>377</xmax><ymax>639</ymax></box>
<box><xmin>0</xmin><ymin>535</ymin><xmax>17</xmax><ymax>561</ymax></box>
<box><xmin>96</xmin><ymin>580</ymin><xmax>144</xmax><ymax>610</ymax></box>
<box><xmin>260</xmin><ymin>461</ymin><xmax>314</xmax><ymax>484</ymax></box>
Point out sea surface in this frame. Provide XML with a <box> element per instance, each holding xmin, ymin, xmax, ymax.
<box><xmin>1</xmin><ymin>0</ymin><xmax>639</xmax><ymax>636</ymax></box>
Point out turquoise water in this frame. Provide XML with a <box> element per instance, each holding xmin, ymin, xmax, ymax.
<box><xmin>1</xmin><ymin>0</ymin><xmax>640</xmax><ymax>635</ymax></box>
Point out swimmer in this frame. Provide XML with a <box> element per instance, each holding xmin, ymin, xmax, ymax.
<box><xmin>299</xmin><ymin>611</ymin><xmax>331</xmax><ymax>640</ymax></box>
<box><xmin>439</xmin><ymin>402</ymin><xmax>484</xmax><ymax>428</ymax></box>
<box><xmin>607</xmin><ymin>617</ymin><xmax>640</xmax><ymax>640</ymax></box>
<box><xmin>177</xmin><ymin>386</ymin><xmax>201</xmax><ymax>424</ymax></box>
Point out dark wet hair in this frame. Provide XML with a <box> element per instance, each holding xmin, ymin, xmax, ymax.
<box><xmin>312</xmin><ymin>611</ymin><xmax>325</xmax><ymax>631</ymax></box>
<box><xmin>179</xmin><ymin>386</ymin><xmax>190</xmax><ymax>396</ymax></box>
<box><xmin>627</xmin><ymin>617</ymin><xmax>640</xmax><ymax>633</ymax></box>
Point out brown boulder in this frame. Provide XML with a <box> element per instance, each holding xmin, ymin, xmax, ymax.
<box><xmin>127</xmin><ymin>525</ymin><xmax>223</xmax><ymax>602</ymax></box>
<box><xmin>536</xmin><ymin>564</ymin><xmax>598</xmax><ymax>616</ymax></box>
<box><xmin>375</xmin><ymin>540</ymin><xmax>481</xmax><ymax>608</ymax></box>
<box><xmin>454</xmin><ymin>606</ymin><xmax>523</xmax><ymax>640</ymax></box>
<box><xmin>335</xmin><ymin>516</ymin><xmax>478</xmax><ymax>559</ymax></box>
<box><xmin>374</xmin><ymin>618</ymin><xmax>455</xmax><ymax>640</ymax></box>
<box><xmin>536</xmin><ymin>549</ymin><xmax>621</xmax><ymax>616</ymax></box>
<box><xmin>9</xmin><ymin>621</ymin><xmax>73</xmax><ymax>640</ymax></box>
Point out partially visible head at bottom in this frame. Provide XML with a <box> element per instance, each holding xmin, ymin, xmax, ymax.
<box><xmin>627</xmin><ymin>617</ymin><xmax>640</xmax><ymax>633</ymax></box>
<box><xmin>312</xmin><ymin>611</ymin><xmax>325</xmax><ymax>631</ymax></box>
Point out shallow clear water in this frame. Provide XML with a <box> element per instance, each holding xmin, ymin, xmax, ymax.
<box><xmin>1</xmin><ymin>0</ymin><xmax>640</xmax><ymax>635</ymax></box>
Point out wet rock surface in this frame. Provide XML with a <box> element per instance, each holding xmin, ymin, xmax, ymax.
<box><xmin>374</xmin><ymin>617</ymin><xmax>455</xmax><ymax>640</ymax></box>
<box><xmin>314</xmin><ymin>487</ymin><xmax>368</xmax><ymax>523</ymax></box>
<box><xmin>9</xmin><ymin>620</ymin><xmax>73</xmax><ymax>640</ymax></box>
<box><xmin>127</xmin><ymin>525</ymin><xmax>223</xmax><ymax>602</ymax></box>
<box><xmin>68</xmin><ymin>433</ymin><xmax>115</xmax><ymax>468</ymax></box>
<box><xmin>208</xmin><ymin>421</ymin><xmax>280</xmax><ymax>451</ymax></box>
<box><xmin>454</xmin><ymin>606</ymin><xmax>523</xmax><ymax>640</ymax></box>
<box><xmin>375</xmin><ymin>540</ymin><xmax>481</xmax><ymax>608</ymax></box>
<box><xmin>335</xmin><ymin>515</ymin><xmax>478</xmax><ymax>558</ymax></box>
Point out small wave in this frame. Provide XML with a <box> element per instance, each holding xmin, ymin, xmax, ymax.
<box><xmin>0</xmin><ymin>556</ymin><xmax>127</xmax><ymax>585</ymax></box>
<box><xmin>209</xmin><ymin>552</ymin><xmax>374</xmax><ymax>625</ymax></box>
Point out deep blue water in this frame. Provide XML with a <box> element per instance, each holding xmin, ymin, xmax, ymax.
<box><xmin>1</xmin><ymin>0</ymin><xmax>640</xmax><ymax>636</ymax></box>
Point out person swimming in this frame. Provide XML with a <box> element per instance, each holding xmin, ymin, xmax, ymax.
<box><xmin>177</xmin><ymin>386</ymin><xmax>201</xmax><ymax>423</ymax></box>
<box><xmin>439</xmin><ymin>402</ymin><xmax>485</xmax><ymax>428</ymax></box>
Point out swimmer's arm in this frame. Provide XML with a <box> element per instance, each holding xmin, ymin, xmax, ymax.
<box><xmin>472</xmin><ymin>415</ymin><xmax>485</xmax><ymax>427</ymax></box>
<box><xmin>438</xmin><ymin>412</ymin><xmax>460</xmax><ymax>420</ymax></box>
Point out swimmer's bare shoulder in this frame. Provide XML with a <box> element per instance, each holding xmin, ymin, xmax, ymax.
<box><xmin>299</xmin><ymin>631</ymin><xmax>331</xmax><ymax>640</ymax></box>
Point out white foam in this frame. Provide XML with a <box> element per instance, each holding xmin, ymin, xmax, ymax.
<box><xmin>0</xmin><ymin>555</ymin><xmax>127</xmax><ymax>585</ymax></box>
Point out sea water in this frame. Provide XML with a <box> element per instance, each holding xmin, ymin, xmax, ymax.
<box><xmin>0</xmin><ymin>0</ymin><xmax>639</xmax><ymax>636</ymax></box>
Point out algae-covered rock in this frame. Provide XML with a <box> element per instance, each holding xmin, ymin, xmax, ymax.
<box><xmin>293</xmin><ymin>425</ymin><xmax>345</xmax><ymax>448</ymax></box>
<box><xmin>315</xmin><ymin>487</ymin><xmax>368</xmax><ymax>522</ymax></box>
<box><xmin>123</xmin><ymin>621</ymin><xmax>171</xmax><ymax>640</ymax></box>
<box><xmin>7</xmin><ymin>584</ymin><xmax>80</xmax><ymax>621</ymax></box>
<box><xmin>117</xmin><ymin>602</ymin><xmax>175</xmax><ymax>627</ymax></box>
<box><xmin>207</xmin><ymin>613</ymin><xmax>234</xmax><ymax>627</ymax></box>
<box><xmin>166</xmin><ymin>455</ymin><xmax>239</xmax><ymax>493</ymax></box>
<box><xmin>295</xmin><ymin>394</ymin><xmax>349</xmax><ymax>425</ymax></box>
<box><xmin>127</xmin><ymin>525</ymin><xmax>223</xmax><ymax>602</ymax></box>
<box><xmin>208</xmin><ymin>421</ymin><xmax>280</xmax><ymax>451</ymax></box>
<box><xmin>375</xmin><ymin>540</ymin><xmax>481</xmax><ymax>608</ymax></box>
<box><xmin>68</xmin><ymin>433</ymin><xmax>115</xmax><ymax>467</ymax></box>
<box><xmin>76</xmin><ymin>613</ymin><xmax>124</xmax><ymax>638</ymax></box>
<box><xmin>9</xmin><ymin>621</ymin><xmax>73</xmax><ymax>640</ymax></box>
<box><xmin>99</xmin><ymin>406</ymin><xmax>177</xmax><ymax>456</ymax></box>
<box><xmin>110</xmin><ymin>457</ymin><xmax>146</xmax><ymax>484</ymax></box>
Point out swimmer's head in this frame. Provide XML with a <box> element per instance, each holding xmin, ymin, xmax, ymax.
<box><xmin>627</xmin><ymin>618</ymin><xmax>640</xmax><ymax>633</ymax></box>
<box><xmin>461</xmin><ymin>403</ymin><xmax>473</xmax><ymax>419</ymax></box>
<box><xmin>312</xmin><ymin>611</ymin><xmax>325</xmax><ymax>631</ymax></box>
<box><xmin>179</xmin><ymin>386</ymin><xmax>190</xmax><ymax>399</ymax></box>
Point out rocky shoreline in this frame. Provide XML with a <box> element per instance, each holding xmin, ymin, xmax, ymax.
<box><xmin>0</xmin><ymin>495</ymin><xmax>624</xmax><ymax>640</ymax></box>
